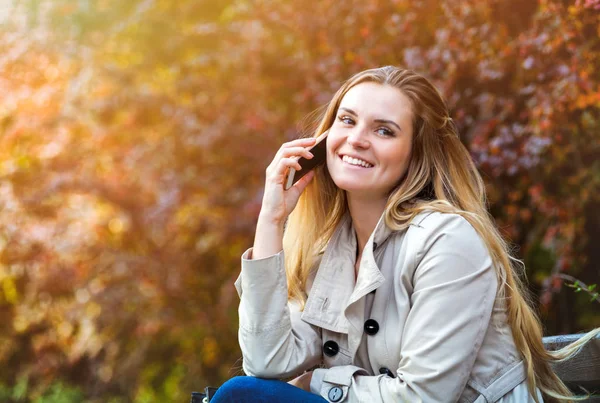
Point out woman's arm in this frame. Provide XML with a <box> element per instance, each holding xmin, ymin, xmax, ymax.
<box><xmin>235</xmin><ymin>137</ymin><xmax>321</xmax><ymax>378</ymax></box>
<box><xmin>235</xmin><ymin>248</ymin><xmax>323</xmax><ymax>378</ymax></box>
<box><xmin>252</xmin><ymin>137</ymin><xmax>316</xmax><ymax>259</ymax></box>
<box><xmin>252</xmin><ymin>215</ymin><xmax>285</xmax><ymax>259</ymax></box>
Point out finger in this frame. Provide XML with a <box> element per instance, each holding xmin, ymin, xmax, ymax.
<box><xmin>275</xmin><ymin>138</ymin><xmax>316</xmax><ymax>158</ymax></box>
<box><xmin>282</xmin><ymin>137</ymin><xmax>317</xmax><ymax>148</ymax></box>
<box><xmin>283</xmin><ymin>157</ymin><xmax>302</xmax><ymax>172</ymax></box>
<box><xmin>280</xmin><ymin>147</ymin><xmax>314</xmax><ymax>160</ymax></box>
<box><xmin>269</xmin><ymin>138</ymin><xmax>313</xmax><ymax>169</ymax></box>
<box><xmin>272</xmin><ymin>157</ymin><xmax>302</xmax><ymax>177</ymax></box>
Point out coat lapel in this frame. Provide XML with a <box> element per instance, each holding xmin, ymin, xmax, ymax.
<box><xmin>301</xmin><ymin>214</ymin><xmax>356</xmax><ymax>333</ymax></box>
<box><xmin>302</xmin><ymin>212</ymin><xmax>394</xmax><ymax>335</ymax></box>
<box><xmin>344</xmin><ymin>220</ymin><xmax>388</xmax><ymax>358</ymax></box>
<box><xmin>301</xmin><ymin>210</ymin><xmax>433</xmax><ymax>362</ymax></box>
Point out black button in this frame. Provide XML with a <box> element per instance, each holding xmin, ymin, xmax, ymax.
<box><xmin>323</xmin><ymin>340</ymin><xmax>339</xmax><ymax>357</ymax></box>
<box><xmin>379</xmin><ymin>367</ymin><xmax>396</xmax><ymax>378</ymax></box>
<box><xmin>364</xmin><ymin>319</ymin><xmax>379</xmax><ymax>335</ymax></box>
<box><xmin>328</xmin><ymin>386</ymin><xmax>343</xmax><ymax>402</ymax></box>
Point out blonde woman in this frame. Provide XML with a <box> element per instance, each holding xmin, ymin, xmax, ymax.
<box><xmin>211</xmin><ymin>66</ymin><xmax>599</xmax><ymax>403</ymax></box>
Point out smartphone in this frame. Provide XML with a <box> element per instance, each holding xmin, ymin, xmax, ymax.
<box><xmin>285</xmin><ymin>130</ymin><xmax>329</xmax><ymax>190</ymax></box>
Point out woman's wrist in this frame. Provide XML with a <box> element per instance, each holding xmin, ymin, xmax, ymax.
<box><xmin>257</xmin><ymin>210</ymin><xmax>286</xmax><ymax>229</ymax></box>
<box><xmin>252</xmin><ymin>214</ymin><xmax>285</xmax><ymax>260</ymax></box>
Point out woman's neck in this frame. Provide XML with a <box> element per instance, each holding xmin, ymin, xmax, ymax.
<box><xmin>347</xmin><ymin>194</ymin><xmax>387</xmax><ymax>263</ymax></box>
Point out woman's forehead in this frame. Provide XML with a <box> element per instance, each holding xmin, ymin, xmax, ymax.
<box><xmin>339</xmin><ymin>82</ymin><xmax>413</xmax><ymax>122</ymax></box>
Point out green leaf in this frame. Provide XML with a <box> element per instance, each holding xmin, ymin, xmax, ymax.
<box><xmin>12</xmin><ymin>376</ymin><xmax>28</xmax><ymax>400</ymax></box>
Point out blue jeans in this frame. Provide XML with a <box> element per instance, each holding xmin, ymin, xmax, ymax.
<box><xmin>211</xmin><ymin>376</ymin><xmax>328</xmax><ymax>403</ymax></box>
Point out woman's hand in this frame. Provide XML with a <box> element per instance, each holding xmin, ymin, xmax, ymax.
<box><xmin>288</xmin><ymin>370</ymin><xmax>314</xmax><ymax>392</ymax></box>
<box><xmin>259</xmin><ymin>137</ymin><xmax>317</xmax><ymax>226</ymax></box>
<box><xmin>251</xmin><ymin>137</ymin><xmax>317</xmax><ymax>260</ymax></box>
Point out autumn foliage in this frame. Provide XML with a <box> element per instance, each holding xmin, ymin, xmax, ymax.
<box><xmin>0</xmin><ymin>0</ymin><xmax>599</xmax><ymax>401</ymax></box>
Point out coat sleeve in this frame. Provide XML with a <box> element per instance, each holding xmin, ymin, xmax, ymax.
<box><xmin>309</xmin><ymin>214</ymin><xmax>498</xmax><ymax>402</ymax></box>
<box><xmin>235</xmin><ymin>248</ymin><xmax>323</xmax><ymax>379</ymax></box>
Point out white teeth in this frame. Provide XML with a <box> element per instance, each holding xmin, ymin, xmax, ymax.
<box><xmin>342</xmin><ymin>155</ymin><xmax>373</xmax><ymax>168</ymax></box>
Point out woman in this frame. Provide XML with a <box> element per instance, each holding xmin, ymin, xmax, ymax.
<box><xmin>212</xmin><ymin>66</ymin><xmax>598</xmax><ymax>402</ymax></box>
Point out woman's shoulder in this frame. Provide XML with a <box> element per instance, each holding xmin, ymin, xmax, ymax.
<box><xmin>404</xmin><ymin>209</ymin><xmax>488</xmax><ymax>256</ymax></box>
<box><xmin>409</xmin><ymin>210</ymin><xmax>480</xmax><ymax>237</ymax></box>
<box><xmin>397</xmin><ymin>210</ymin><xmax>495</xmax><ymax>284</ymax></box>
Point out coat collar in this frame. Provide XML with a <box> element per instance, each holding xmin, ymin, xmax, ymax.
<box><xmin>301</xmin><ymin>211</ymin><xmax>395</xmax><ymax>334</ymax></box>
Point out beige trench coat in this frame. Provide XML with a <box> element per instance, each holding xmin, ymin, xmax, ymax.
<box><xmin>235</xmin><ymin>211</ymin><xmax>544</xmax><ymax>402</ymax></box>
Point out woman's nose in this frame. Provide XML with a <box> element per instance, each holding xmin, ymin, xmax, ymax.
<box><xmin>347</xmin><ymin>128</ymin><xmax>370</xmax><ymax>149</ymax></box>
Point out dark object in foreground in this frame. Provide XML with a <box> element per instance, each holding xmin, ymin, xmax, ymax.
<box><xmin>543</xmin><ymin>333</ymin><xmax>600</xmax><ymax>402</ymax></box>
<box><xmin>189</xmin><ymin>333</ymin><xmax>600</xmax><ymax>402</ymax></box>
<box><xmin>190</xmin><ymin>387</ymin><xmax>218</xmax><ymax>403</ymax></box>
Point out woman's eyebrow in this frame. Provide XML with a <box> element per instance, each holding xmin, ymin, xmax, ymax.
<box><xmin>339</xmin><ymin>107</ymin><xmax>358</xmax><ymax>116</ymax></box>
<box><xmin>338</xmin><ymin>107</ymin><xmax>402</xmax><ymax>132</ymax></box>
<box><xmin>374</xmin><ymin>118</ymin><xmax>402</xmax><ymax>132</ymax></box>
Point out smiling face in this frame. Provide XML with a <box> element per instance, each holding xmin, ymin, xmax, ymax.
<box><xmin>326</xmin><ymin>81</ymin><xmax>414</xmax><ymax>201</ymax></box>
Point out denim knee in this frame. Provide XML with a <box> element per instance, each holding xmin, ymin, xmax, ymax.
<box><xmin>218</xmin><ymin>376</ymin><xmax>261</xmax><ymax>394</ymax></box>
<box><xmin>211</xmin><ymin>375</ymin><xmax>327</xmax><ymax>403</ymax></box>
<box><xmin>211</xmin><ymin>376</ymin><xmax>264</xmax><ymax>402</ymax></box>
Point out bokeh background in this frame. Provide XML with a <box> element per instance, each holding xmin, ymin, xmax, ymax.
<box><xmin>0</xmin><ymin>0</ymin><xmax>599</xmax><ymax>401</ymax></box>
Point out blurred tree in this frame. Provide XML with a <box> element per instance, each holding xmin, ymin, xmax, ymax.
<box><xmin>0</xmin><ymin>0</ymin><xmax>598</xmax><ymax>401</ymax></box>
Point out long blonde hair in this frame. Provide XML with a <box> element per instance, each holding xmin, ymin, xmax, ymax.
<box><xmin>283</xmin><ymin>66</ymin><xmax>599</xmax><ymax>402</ymax></box>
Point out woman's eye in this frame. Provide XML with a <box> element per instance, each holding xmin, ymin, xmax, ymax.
<box><xmin>377</xmin><ymin>127</ymin><xmax>394</xmax><ymax>137</ymax></box>
<box><xmin>338</xmin><ymin>116</ymin><xmax>354</xmax><ymax>125</ymax></box>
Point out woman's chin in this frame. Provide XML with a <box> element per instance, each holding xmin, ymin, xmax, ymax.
<box><xmin>333</xmin><ymin>181</ymin><xmax>379</xmax><ymax>199</ymax></box>
<box><xmin>331</xmin><ymin>177</ymin><xmax>361</xmax><ymax>191</ymax></box>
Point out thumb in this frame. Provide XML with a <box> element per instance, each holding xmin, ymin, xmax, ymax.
<box><xmin>293</xmin><ymin>170</ymin><xmax>315</xmax><ymax>194</ymax></box>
